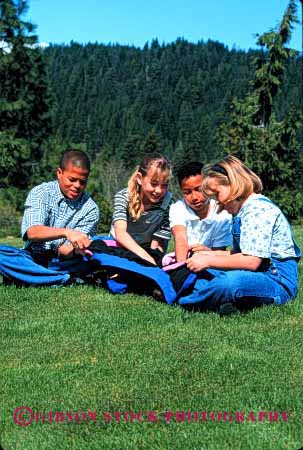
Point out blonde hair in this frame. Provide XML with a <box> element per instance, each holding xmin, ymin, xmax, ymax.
<box><xmin>202</xmin><ymin>155</ymin><xmax>263</xmax><ymax>203</ymax></box>
<box><xmin>128</xmin><ymin>154</ymin><xmax>172</xmax><ymax>220</ymax></box>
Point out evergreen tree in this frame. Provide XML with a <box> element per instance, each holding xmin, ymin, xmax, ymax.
<box><xmin>0</xmin><ymin>0</ymin><xmax>52</xmax><ymax>188</ymax></box>
<box><xmin>173</xmin><ymin>140</ymin><xmax>186</xmax><ymax>172</ymax></box>
<box><xmin>120</xmin><ymin>132</ymin><xmax>144</xmax><ymax>168</ymax></box>
<box><xmin>140</xmin><ymin>128</ymin><xmax>162</xmax><ymax>157</ymax></box>
<box><xmin>218</xmin><ymin>0</ymin><xmax>303</xmax><ymax>218</ymax></box>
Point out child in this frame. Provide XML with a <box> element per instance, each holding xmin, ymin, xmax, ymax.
<box><xmin>169</xmin><ymin>162</ymin><xmax>232</xmax><ymax>262</ymax></box>
<box><xmin>180</xmin><ymin>155</ymin><xmax>301</xmax><ymax>314</ymax></box>
<box><xmin>0</xmin><ymin>149</ymin><xmax>99</xmax><ymax>286</ymax></box>
<box><xmin>22</xmin><ymin>149</ymin><xmax>99</xmax><ymax>262</ymax></box>
<box><xmin>110</xmin><ymin>154</ymin><xmax>172</xmax><ymax>265</ymax></box>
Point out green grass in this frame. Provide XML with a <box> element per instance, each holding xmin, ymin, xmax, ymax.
<box><xmin>0</xmin><ymin>229</ymin><xmax>303</xmax><ymax>450</ymax></box>
<box><xmin>0</xmin><ymin>236</ymin><xmax>22</xmax><ymax>248</ymax></box>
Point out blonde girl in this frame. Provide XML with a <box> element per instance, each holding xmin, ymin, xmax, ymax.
<box><xmin>110</xmin><ymin>154</ymin><xmax>172</xmax><ymax>265</ymax></box>
<box><xmin>180</xmin><ymin>155</ymin><xmax>301</xmax><ymax>314</ymax></box>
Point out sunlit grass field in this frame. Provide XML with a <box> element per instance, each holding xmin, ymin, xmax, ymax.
<box><xmin>0</xmin><ymin>229</ymin><xmax>302</xmax><ymax>450</ymax></box>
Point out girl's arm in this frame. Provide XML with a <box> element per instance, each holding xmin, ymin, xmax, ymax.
<box><xmin>114</xmin><ymin>220</ymin><xmax>157</xmax><ymax>265</ymax></box>
<box><xmin>186</xmin><ymin>252</ymin><xmax>262</xmax><ymax>272</ymax></box>
<box><xmin>190</xmin><ymin>249</ymin><xmax>231</xmax><ymax>256</ymax></box>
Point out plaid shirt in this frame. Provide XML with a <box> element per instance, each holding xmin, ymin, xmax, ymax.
<box><xmin>22</xmin><ymin>181</ymin><xmax>99</xmax><ymax>255</ymax></box>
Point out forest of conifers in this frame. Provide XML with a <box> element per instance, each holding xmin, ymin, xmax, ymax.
<box><xmin>44</xmin><ymin>39</ymin><xmax>301</xmax><ymax>167</ymax></box>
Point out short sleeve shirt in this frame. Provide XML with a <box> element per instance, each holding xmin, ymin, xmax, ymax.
<box><xmin>236</xmin><ymin>194</ymin><xmax>300</xmax><ymax>259</ymax></box>
<box><xmin>110</xmin><ymin>188</ymin><xmax>172</xmax><ymax>242</ymax></box>
<box><xmin>22</xmin><ymin>180</ymin><xmax>99</xmax><ymax>255</ymax></box>
<box><xmin>169</xmin><ymin>198</ymin><xmax>232</xmax><ymax>248</ymax></box>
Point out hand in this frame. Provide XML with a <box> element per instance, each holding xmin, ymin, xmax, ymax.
<box><xmin>189</xmin><ymin>243</ymin><xmax>211</xmax><ymax>253</ymax></box>
<box><xmin>65</xmin><ymin>229</ymin><xmax>91</xmax><ymax>250</ymax></box>
<box><xmin>144</xmin><ymin>253</ymin><xmax>157</xmax><ymax>266</ymax></box>
<box><xmin>186</xmin><ymin>253</ymin><xmax>211</xmax><ymax>272</ymax></box>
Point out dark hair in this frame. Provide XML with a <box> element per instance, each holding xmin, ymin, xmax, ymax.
<box><xmin>177</xmin><ymin>162</ymin><xmax>203</xmax><ymax>186</ymax></box>
<box><xmin>59</xmin><ymin>149</ymin><xmax>91</xmax><ymax>172</ymax></box>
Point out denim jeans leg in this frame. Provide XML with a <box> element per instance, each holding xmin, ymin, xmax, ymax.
<box><xmin>178</xmin><ymin>268</ymin><xmax>292</xmax><ymax>309</ymax></box>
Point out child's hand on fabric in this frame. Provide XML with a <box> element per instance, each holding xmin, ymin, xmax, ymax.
<box><xmin>65</xmin><ymin>229</ymin><xmax>91</xmax><ymax>250</ymax></box>
<box><xmin>186</xmin><ymin>253</ymin><xmax>211</xmax><ymax>272</ymax></box>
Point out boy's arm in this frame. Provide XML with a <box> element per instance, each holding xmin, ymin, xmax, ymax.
<box><xmin>22</xmin><ymin>185</ymin><xmax>99</xmax><ymax>257</ymax></box>
<box><xmin>55</xmin><ymin>203</ymin><xmax>99</xmax><ymax>256</ymax></box>
<box><xmin>172</xmin><ymin>225</ymin><xmax>189</xmax><ymax>262</ymax></box>
<box><xmin>26</xmin><ymin>225</ymin><xmax>91</xmax><ymax>257</ymax></box>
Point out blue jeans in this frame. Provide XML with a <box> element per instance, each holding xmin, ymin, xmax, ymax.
<box><xmin>0</xmin><ymin>245</ymin><xmax>70</xmax><ymax>286</ymax></box>
<box><xmin>178</xmin><ymin>258</ymin><xmax>299</xmax><ymax>310</ymax></box>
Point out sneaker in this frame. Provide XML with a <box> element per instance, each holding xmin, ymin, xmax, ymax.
<box><xmin>219</xmin><ymin>302</ymin><xmax>240</xmax><ymax>316</ymax></box>
<box><xmin>152</xmin><ymin>288</ymin><xmax>164</xmax><ymax>301</ymax></box>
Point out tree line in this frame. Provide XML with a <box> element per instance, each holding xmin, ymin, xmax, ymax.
<box><xmin>44</xmin><ymin>38</ymin><xmax>301</xmax><ymax>169</ymax></box>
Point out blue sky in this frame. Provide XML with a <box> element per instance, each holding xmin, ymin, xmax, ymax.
<box><xmin>27</xmin><ymin>0</ymin><xmax>302</xmax><ymax>51</ymax></box>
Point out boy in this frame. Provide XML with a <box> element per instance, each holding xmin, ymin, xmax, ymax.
<box><xmin>169</xmin><ymin>162</ymin><xmax>231</xmax><ymax>262</ymax></box>
<box><xmin>22</xmin><ymin>149</ymin><xmax>99</xmax><ymax>264</ymax></box>
<box><xmin>0</xmin><ymin>149</ymin><xmax>99</xmax><ymax>285</ymax></box>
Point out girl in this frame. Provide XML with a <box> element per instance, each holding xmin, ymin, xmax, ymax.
<box><xmin>110</xmin><ymin>154</ymin><xmax>172</xmax><ymax>265</ymax></box>
<box><xmin>180</xmin><ymin>155</ymin><xmax>301</xmax><ymax>313</ymax></box>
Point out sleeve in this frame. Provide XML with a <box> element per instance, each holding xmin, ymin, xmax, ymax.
<box><xmin>169</xmin><ymin>201</ymin><xmax>187</xmax><ymax>229</ymax></box>
<box><xmin>239</xmin><ymin>207</ymin><xmax>277</xmax><ymax>258</ymax></box>
<box><xmin>50</xmin><ymin>201</ymin><xmax>100</xmax><ymax>252</ymax></box>
<box><xmin>21</xmin><ymin>185</ymin><xmax>49</xmax><ymax>239</ymax></box>
<box><xmin>153</xmin><ymin>202</ymin><xmax>172</xmax><ymax>242</ymax></box>
<box><xmin>211</xmin><ymin>217</ymin><xmax>232</xmax><ymax>248</ymax></box>
<box><xmin>71</xmin><ymin>203</ymin><xmax>100</xmax><ymax>238</ymax></box>
<box><xmin>112</xmin><ymin>190</ymin><xmax>129</xmax><ymax>223</ymax></box>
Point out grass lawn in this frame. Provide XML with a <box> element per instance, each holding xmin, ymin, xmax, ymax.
<box><xmin>0</xmin><ymin>229</ymin><xmax>302</xmax><ymax>450</ymax></box>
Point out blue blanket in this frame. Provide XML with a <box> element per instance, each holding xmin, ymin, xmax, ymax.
<box><xmin>0</xmin><ymin>245</ymin><xmax>69</xmax><ymax>286</ymax></box>
<box><xmin>0</xmin><ymin>244</ymin><xmax>197</xmax><ymax>304</ymax></box>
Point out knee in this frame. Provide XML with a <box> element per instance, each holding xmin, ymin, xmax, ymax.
<box><xmin>217</xmin><ymin>271</ymin><xmax>246</xmax><ymax>300</ymax></box>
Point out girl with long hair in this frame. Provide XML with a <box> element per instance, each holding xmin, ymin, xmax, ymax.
<box><xmin>110</xmin><ymin>154</ymin><xmax>172</xmax><ymax>265</ymax></box>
